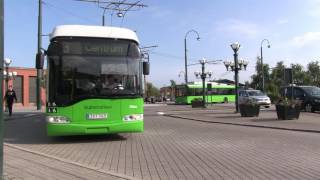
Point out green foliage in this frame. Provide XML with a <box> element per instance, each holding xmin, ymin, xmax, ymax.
<box><xmin>250</xmin><ymin>60</ymin><xmax>320</xmax><ymax>103</ymax></box>
<box><xmin>250</xmin><ymin>56</ymin><xmax>270</xmax><ymax>90</ymax></box>
<box><xmin>146</xmin><ymin>82</ymin><xmax>160</xmax><ymax>97</ymax></box>
<box><xmin>277</xmin><ymin>97</ymin><xmax>301</xmax><ymax>108</ymax></box>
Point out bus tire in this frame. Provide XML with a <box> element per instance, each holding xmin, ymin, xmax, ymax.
<box><xmin>224</xmin><ymin>97</ymin><xmax>228</xmax><ymax>103</ymax></box>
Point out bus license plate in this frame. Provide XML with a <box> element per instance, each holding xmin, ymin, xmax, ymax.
<box><xmin>87</xmin><ymin>113</ymin><xmax>107</xmax><ymax>120</ymax></box>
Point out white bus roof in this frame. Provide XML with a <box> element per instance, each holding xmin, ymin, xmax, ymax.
<box><xmin>50</xmin><ymin>25</ymin><xmax>139</xmax><ymax>44</ymax></box>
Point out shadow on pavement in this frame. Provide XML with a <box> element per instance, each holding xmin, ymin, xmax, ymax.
<box><xmin>4</xmin><ymin>113</ymin><xmax>128</xmax><ymax>145</ymax></box>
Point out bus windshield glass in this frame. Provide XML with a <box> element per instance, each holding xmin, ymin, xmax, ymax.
<box><xmin>47</xmin><ymin>38</ymin><xmax>142</xmax><ymax>106</ymax></box>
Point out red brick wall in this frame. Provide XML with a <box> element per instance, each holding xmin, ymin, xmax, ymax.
<box><xmin>3</xmin><ymin>67</ymin><xmax>46</xmax><ymax>107</ymax></box>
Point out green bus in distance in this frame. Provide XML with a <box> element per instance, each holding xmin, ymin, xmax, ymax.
<box><xmin>175</xmin><ymin>82</ymin><xmax>235</xmax><ymax>104</ymax></box>
<box><xmin>37</xmin><ymin>25</ymin><xmax>149</xmax><ymax>136</ymax></box>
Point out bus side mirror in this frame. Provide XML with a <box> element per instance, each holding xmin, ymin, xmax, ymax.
<box><xmin>143</xmin><ymin>62</ymin><xmax>150</xmax><ymax>75</ymax></box>
<box><xmin>36</xmin><ymin>52</ymin><xmax>45</xmax><ymax>69</ymax></box>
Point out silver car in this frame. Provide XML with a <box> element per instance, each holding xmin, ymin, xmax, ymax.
<box><xmin>239</xmin><ymin>90</ymin><xmax>271</xmax><ymax>108</ymax></box>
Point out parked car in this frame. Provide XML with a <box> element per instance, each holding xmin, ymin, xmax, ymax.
<box><xmin>239</xmin><ymin>89</ymin><xmax>271</xmax><ymax>108</ymax></box>
<box><xmin>280</xmin><ymin>86</ymin><xmax>320</xmax><ymax>112</ymax></box>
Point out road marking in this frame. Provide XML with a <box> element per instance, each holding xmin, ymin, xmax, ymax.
<box><xmin>157</xmin><ymin>112</ymin><xmax>165</xmax><ymax>115</ymax></box>
<box><xmin>24</xmin><ymin>114</ymin><xmax>36</xmax><ymax>117</ymax></box>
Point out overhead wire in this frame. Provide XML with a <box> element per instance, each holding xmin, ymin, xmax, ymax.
<box><xmin>43</xmin><ymin>0</ymin><xmax>98</xmax><ymax>24</ymax></box>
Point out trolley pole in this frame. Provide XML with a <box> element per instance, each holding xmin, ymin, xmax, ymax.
<box><xmin>0</xmin><ymin>0</ymin><xmax>4</xmax><ymax>177</ymax></box>
<box><xmin>37</xmin><ymin>0</ymin><xmax>42</xmax><ymax>110</ymax></box>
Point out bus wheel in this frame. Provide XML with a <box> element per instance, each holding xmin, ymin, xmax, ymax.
<box><xmin>224</xmin><ymin>98</ymin><xmax>228</xmax><ymax>103</ymax></box>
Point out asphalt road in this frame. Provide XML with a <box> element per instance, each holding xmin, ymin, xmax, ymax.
<box><xmin>4</xmin><ymin>105</ymin><xmax>320</xmax><ymax>180</ymax></box>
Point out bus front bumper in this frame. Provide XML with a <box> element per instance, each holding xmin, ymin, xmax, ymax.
<box><xmin>47</xmin><ymin>121</ymin><xmax>144</xmax><ymax>136</ymax></box>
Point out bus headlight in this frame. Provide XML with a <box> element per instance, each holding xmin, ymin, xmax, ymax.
<box><xmin>46</xmin><ymin>116</ymin><xmax>70</xmax><ymax>124</ymax></box>
<box><xmin>123</xmin><ymin>114</ymin><xmax>143</xmax><ymax>121</ymax></box>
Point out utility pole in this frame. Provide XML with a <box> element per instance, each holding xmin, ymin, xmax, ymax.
<box><xmin>141</xmin><ymin>45</ymin><xmax>157</xmax><ymax>99</ymax></box>
<box><xmin>37</xmin><ymin>0</ymin><xmax>42</xmax><ymax>110</ymax></box>
<box><xmin>0</xmin><ymin>0</ymin><xmax>4</xmax><ymax>177</ymax></box>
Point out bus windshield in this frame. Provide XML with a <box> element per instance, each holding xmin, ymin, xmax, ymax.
<box><xmin>47</xmin><ymin>38</ymin><xmax>142</xmax><ymax>106</ymax></box>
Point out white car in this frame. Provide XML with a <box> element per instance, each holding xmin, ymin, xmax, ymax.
<box><xmin>239</xmin><ymin>90</ymin><xmax>271</xmax><ymax>108</ymax></box>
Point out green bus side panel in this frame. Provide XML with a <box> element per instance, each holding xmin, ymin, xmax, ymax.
<box><xmin>47</xmin><ymin>98</ymin><xmax>144</xmax><ymax>136</ymax></box>
<box><xmin>176</xmin><ymin>95</ymin><xmax>235</xmax><ymax>104</ymax></box>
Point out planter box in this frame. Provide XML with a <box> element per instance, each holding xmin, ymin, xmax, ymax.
<box><xmin>239</xmin><ymin>104</ymin><xmax>260</xmax><ymax>117</ymax></box>
<box><xmin>191</xmin><ymin>101</ymin><xmax>203</xmax><ymax>108</ymax></box>
<box><xmin>276</xmin><ymin>104</ymin><xmax>300</xmax><ymax>120</ymax></box>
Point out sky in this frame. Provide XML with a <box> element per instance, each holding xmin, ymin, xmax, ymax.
<box><xmin>4</xmin><ymin>0</ymin><xmax>320</xmax><ymax>87</ymax></box>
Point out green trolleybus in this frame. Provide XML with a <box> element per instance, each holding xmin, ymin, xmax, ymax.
<box><xmin>175</xmin><ymin>82</ymin><xmax>235</xmax><ymax>104</ymax></box>
<box><xmin>37</xmin><ymin>25</ymin><xmax>149</xmax><ymax>136</ymax></box>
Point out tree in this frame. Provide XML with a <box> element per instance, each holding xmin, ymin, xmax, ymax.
<box><xmin>291</xmin><ymin>63</ymin><xmax>309</xmax><ymax>85</ymax></box>
<box><xmin>146</xmin><ymin>82</ymin><xmax>160</xmax><ymax>97</ymax></box>
<box><xmin>250</xmin><ymin>56</ymin><xmax>270</xmax><ymax>91</ymax></box>
<box><xmin>307</xmin><ymin>61</ymin><xmax>320</xmax><ymax>86</ymax></box>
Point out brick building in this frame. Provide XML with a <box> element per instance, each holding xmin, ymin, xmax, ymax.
<box><xmin>3</xmin><ymin>67</ymin><xmax>46</xmax><ymax>108</ymax></box>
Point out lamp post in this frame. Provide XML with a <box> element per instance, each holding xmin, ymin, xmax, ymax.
<box><xmin>3</xmin><ymin>58</ymin><xmax>17</xmax><ymax>113</ymax></box>
<box><xmin>194</xmin><ymin>58</ymin><xmax>213</xmax><ymax>108</ymax></box>
<box><xmin>178</xmin><ymin>71</ymin><xmax>185</xmax><ymax>83</ymax></box>
<box><xmin>224</xmin><ymin>42</ymin><xmax>248</xmax><ymax>113</ymax></box>
<box><xmin>4</xmin><ymin>58</ymin><xmax>12</xmax><ymax>91</ymax></box>
<box><xmin>184</xmin><ymin>29</ymin><xmax>200</xmax><ymax>85</ymax></box>
<box><xmin>260</xmin><ymin>39</ymin><xmax>271</xmax><ymax>92</ymax></box>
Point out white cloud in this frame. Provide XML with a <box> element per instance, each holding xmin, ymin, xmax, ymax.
<box><xmin>277</xmin><ymin>18</ymin><xmax>289</xmax><ymax>24</ymax></box>
<box><xmin>215</xmin><ymin>19</ymin><xmax>260</xmax><ymax>38</ymax></box>
<box><xmin>291</xmin><ymin>32</ymin><xmax>320</xmax><ymax>47</ymax></box>
<box><xmin>307</xmin><ymin>0</ymin><xmax>320</xmax><ymax>17</ymax></box>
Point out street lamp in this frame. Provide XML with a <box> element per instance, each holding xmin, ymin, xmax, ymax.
<box><xmin>260</xmin><ymin>39</ymin><xmax>271</xmax><ymax>92</ymax></box>
<box><xmin>184</xmin><ymin>29</ymin><xmax>200</xmax><ymax>85</ymax></box>
<box><xmin>3</xmin><ymin>58</ymin><xmax>17</xmax><ymax>91</ymax></box>
<box><xmin>194</xmin><ymin>58</ymin><xmax>213</xmax><ymax>108</ymax></box>
<box><xmin>178</xmin><ymin>71</ymin><xmax>185</xmax><ymax>83</ymax></box>
<box><xmin>224</xmin><ymin>42</ymin><xmax>249</xmax><ymax>113</ymax></box>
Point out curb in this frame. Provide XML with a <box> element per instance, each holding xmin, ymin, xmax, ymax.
<box><xmin>165</xmin><ymin>114</ymin><xmax>320</xmax><ymax>134</ymax></box>
<box><xmin>4</xmin><ymin>143</ymin><xmax>140</xmax><ymax>180</ymax></box>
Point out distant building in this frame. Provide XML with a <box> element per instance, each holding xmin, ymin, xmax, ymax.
<box><xmin>3</xmin><ymin>67</ymin><xmax>46</xmax><ymax>108</ymax></box>
<box><xmin>160</xmin><ymin>86</ymin><xmax>175</xmax><ymax>100</ymax></box>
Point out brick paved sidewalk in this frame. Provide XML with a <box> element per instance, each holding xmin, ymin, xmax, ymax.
<box><xmin>165</xmin><ymin>108</ymin><xmax>320</xmax><ymax>133</ymax></box>
<box><xmin>3</xmin><ymin>144</ymin><xmax>134</xmax><ymax>180</ymax></box>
